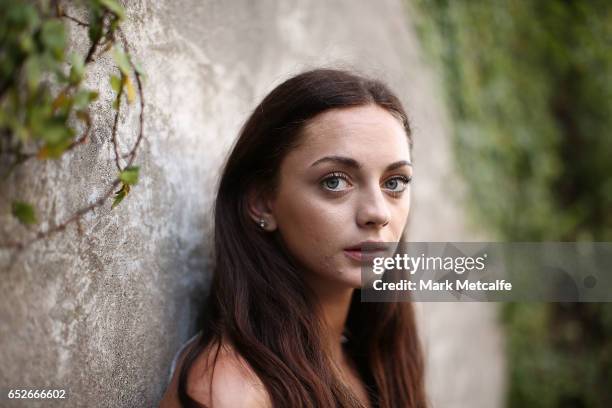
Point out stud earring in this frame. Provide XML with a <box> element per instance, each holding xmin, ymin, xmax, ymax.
<box><xmin>259</xmin><ymin>218</ymin><xmax>266</xmax><ymax>229</ymax></box>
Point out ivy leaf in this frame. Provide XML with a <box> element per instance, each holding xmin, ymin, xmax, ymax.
<box><xmin>37</xmin><ymin>139</ymin><xmax>72</xmax><ymax>159</ymax></box>
<box><xmin>133</xmin><ymin>61</ymin><xmax>145</xmax><ymax>76</ymax></box>
<box><xmin>24</xmin><ymin>56</ymin><xmax>42</xmax><ymax>92</ymax></box>
<box><xmin>12</xmin><ymin>201</ymin><xmax>38</xmax><ymax>225</ymax></box>
<box><xmin>41</xmin><ymin>19</ymin><xmax>66</xmax><ymax>60</ymax></box>
<box><xmin>99</xmin><ymin>0</ymin><xmax>126</xmax><ymax>20</ymax></box>
<box><xmin>19</xmin><ymin>34</ymin><xmax>35</xmax><ymax>54</ymax></box>
<box><xmin>111</xmin><ymin>183</ymin><xmax>131</xmax><ymax>209</ymax></box>
<box><xmin>38</xmin><ymin>123</ymin><xmax>73</xmax><ymax>145</ymax></box>
<box><xmin>110</xmin><ymin>75</ymin><xmax>122</xmax><ymax>93</ymax></box>
<box><xmin>69</xmin><ymin>53</ymin><xmax>85</xmax><ymax>85</ymax></box>
<box><xmin>123</xmin><ymin>74</ymin><xmax>135</xmax><ymax>104</ymax></box>
<box><xmin>112</xmin><ymin>47</ymin><xmax>131</xmax><ymax>76</ymax></box>
<box><xmin>88</xmin><ymin>4</ymin><xmax>104</xmax><ymax>44</ymax></box>
<box><xmin>119</xmin><ymin>166</ymin><xmax>139</xmax><ymax>185</ymax></box>
<box><xmin>14</xmin><ymin>124</ymin><xmax>30</xmax><ymax>143</ymax></box>
<box><xmin>73</xmin><ymin>89</ymin><xmax>99</xmax><ymax>109</ymax></box>
<box><xmin>14</xmin><ymin>5</ymin><xmax>40</xmax><ymax>53</ymax></box>
<box><xmin>112</xmin><ymin>188</ymin><xmax>126</xmax><ymax>209</ymax></box>
<box><xmin>36</xmin><ymin>123</ymin><xmax>74</xmax><ymax>159</ymax></box>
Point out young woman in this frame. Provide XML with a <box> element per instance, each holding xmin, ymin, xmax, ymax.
<box><xmin>160</xmin><ymin>68</ymin><xmax>426</xmax><ymax>408</ymax></box>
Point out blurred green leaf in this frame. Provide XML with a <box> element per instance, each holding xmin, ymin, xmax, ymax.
<box><xmin>133</xmin><ymin>61</ymin><xmax>145</xmax><ymax>76</ymax></box>
<box><xmin>24</xmin><ymin>56</ymin><xmax>41</xmax><ymax>92</ymax></box>
<box><xmin>119</xmin><ymin>166</ymin><xmax>139</xmax><ymax>185</ymax></box>
<box><xmin>112</xmin><ymin>47</ymin><xmax>131</xmax><ymax>76</ymax></box>
<box><xmin>123</xmin><ymin>74</ymin><xmax>135</xmax><ymax>103</ymax></box>
<box><xmin>40</xmin><ymin>19</ymin><xmax>65</xmax><ymax>60</ymax></box>
<box><xmin>37</xmin><ymin>139</ymin><xmax>72</xmax><ymax>159</ymax></box>
<box><xmin>11</xmin><ymin>201</ymin><xmax>38</xmax><ymax>225</ymax></box>
<box><xmin>38</xmin><ymin>123</ymin><xmax>72</xmax><ymax>145</ymax></box>
<box><xmin>69</xmin><ymin>53</ymin><xmax>85</xmax><ymax>85</ymax></box>
<box><xmin>88</xmin><ymin>3</ymin><xmax>104</xmax><ymax>44</ymax></box>
<box><xmin>99</xmin><ymin>0</ymin><xmax>126</xmax><ymax>20</ymax></box>
<box><xmin>111</xmin><ymin>183</ymin><xmax>130</xmax><ymax>209</ymax></box>
<box><xmin>110</xmin><ymin>75</ymin><xmax>122</xmax><ymax>93</ymax></box>
<box><xmin>73</xmin><ymin>89</ymin><xmax>99</xmax><ymax>110</ymax></box>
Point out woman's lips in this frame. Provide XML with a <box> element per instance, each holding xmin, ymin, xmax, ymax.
<box><xmin>343</xmin><ymin>249</ymin><xmax>386</xmax><ymax>262</ymax></box>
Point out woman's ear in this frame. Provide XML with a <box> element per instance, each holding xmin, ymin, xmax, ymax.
<box><xmin>246</xmin><ymin>186</ymin><xmax>278</xmax><ymax>231</ymax></box>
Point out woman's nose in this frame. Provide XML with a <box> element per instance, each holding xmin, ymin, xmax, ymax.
<box><xmin>356</xmin><ymin>186</ymin><xmax>391</xmax><ymax>228</ymax></box>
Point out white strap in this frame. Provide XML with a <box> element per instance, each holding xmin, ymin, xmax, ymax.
<box><xmin>168</xmin><ymin>332</ymin><xmax>202</xmax><ymax>385</ymax></box>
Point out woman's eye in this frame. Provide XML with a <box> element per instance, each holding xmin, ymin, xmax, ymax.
<box><xmin>383</xmin><ymin>176</ymin><xmax>412</xmax><ymax>193</ymax></box>
<box><xmin>321</xmin><ymin>174</ymin><xmax>351</xmax><ymax>191</ymax></box>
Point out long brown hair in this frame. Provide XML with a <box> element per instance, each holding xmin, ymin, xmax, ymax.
<box><xmin>177</xmin><ymin>68</ymin><xmax>427</xmax><ymax>408</ymax></box>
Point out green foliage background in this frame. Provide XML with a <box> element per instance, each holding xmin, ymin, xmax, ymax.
<box><xmin>410</xmin><ymin>0</ymin><xmax>612</xmax><ymax>406</ymax></box>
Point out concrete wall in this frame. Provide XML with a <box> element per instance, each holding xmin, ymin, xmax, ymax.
<box><xmin>0</xmin><ymin>0</ymin><xmax>504</xmax><ymax>406</ymax></box>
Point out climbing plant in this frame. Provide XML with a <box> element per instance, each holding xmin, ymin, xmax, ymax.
<box><xmin>0</xmin><ymin>0</ymin><xmax>145</xmax><ymax>250</ymax></box>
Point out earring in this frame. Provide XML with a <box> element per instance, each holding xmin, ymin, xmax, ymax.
<box><xmin>258</xmin><ymin>218</ymin><xmax>266</xmax><ymax>229</ymax></box>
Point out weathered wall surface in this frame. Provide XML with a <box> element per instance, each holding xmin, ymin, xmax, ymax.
<box><xmin>0</xmin><ymin>0</ymin><xmax>504</xmax><ymax>407</ymax></box>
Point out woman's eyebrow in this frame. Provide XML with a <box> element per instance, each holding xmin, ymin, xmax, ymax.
<box><xmin>386</xmin><ymin>160</ymin><xmax>412</xmax><ymax>171</ymax></box>
<box><xmin>309</xmin><ymin>155</ymin><xmax>412</xmax><ymax>171</ymax></box>
<box><xmin>310</xmin><ymin>155</ymin><xmax>361</xmax><ymax>169</ymax></box>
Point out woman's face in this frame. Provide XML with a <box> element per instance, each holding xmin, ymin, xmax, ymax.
<box><xmin>268</xmin><ymin>104</ymin><xmax>413</xmax><ymax>290</ymax></box>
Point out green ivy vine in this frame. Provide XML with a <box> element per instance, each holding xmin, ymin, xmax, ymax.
<box><xmin>0</xmin><ymin>0</ymin><xmax>145</xmax><ymax>250</ymax></box>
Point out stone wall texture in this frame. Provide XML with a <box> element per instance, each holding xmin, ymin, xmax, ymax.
<box><xmin>0</xmin><ymin>1</ymin><xmax>505</xmax><ymax>407</ymax></box>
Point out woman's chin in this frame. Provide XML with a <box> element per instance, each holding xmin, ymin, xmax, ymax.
<box><xmin>339</xmin><ymin>267</ymin><xmax>364</xmax><ymax>289</ymax></box>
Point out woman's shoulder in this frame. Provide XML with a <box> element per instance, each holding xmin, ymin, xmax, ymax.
<box><xmin>160</xmin><ymin>335</ymin><xmax>271</xmax><ymax>408</ymax></box>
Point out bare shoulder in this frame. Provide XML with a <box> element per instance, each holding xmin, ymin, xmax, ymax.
<box><xmin>159</xmin><ymin>337</ymin><xmax>271</xmax><ymax>408</ymax></box>
<box><xmin>188</xmin><ymin>340</ymin><xmax>272</xmax><ymax>407</ymax></box>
